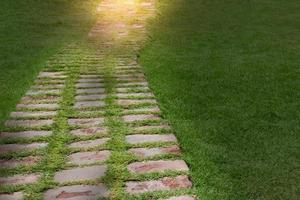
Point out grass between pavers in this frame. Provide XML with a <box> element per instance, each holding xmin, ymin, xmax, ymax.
<box><xmin>140</xmin><ymin>0</ymin><xmax>300</xmax><ymax>199</ymax></box>
<box><xmin>0</xmin><ymin>0</ymin><xmax>100</xmax><ymax>126</ymax></box>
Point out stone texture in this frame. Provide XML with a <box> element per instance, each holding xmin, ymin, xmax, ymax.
<box><xmin>70</xmin><ymin>127</ymin><xmax>107</xmax><ymax>136</ymax></box>
<box><xmin>79</xmin><ymin>75</ymin><xmax>102</xmax><ymax>78</ymax></box>
<box><xmin>116</xmin><ymin>87</ymin><xmax>149</xmax><ymax>93</ymax></box>
<box><xmin>20</xmin><ymin>96</ymin><xmax>60</xmax><ymax>104</ymax></box>
<box><xmin>0</xmin><ymin>173</ymin><xmax>40</xmax><ymax>185</ymax></box>
<box><xmin>164</xmin><ymin>195</ymin><xmax>197</xmax><ymax>200</ymax></box>
<box><xmin>116</xmin><ymin>93</ymin><xmax>154</xmax><ymax>99</ymax></box>
<box><xmin>38</xmin><ymin>72</ymin><xmax>66</xmax><ymax>78</ymax></box>
<box><xmin>75</xmin><ymin>94</ymin><xmax>106</xmax><ymax>101</ymax></box>
<box><xmin>26</xmin><ymin>89</ymin><xmax>60</xmax><ymax>96</ymax></box>
<box><xmin>54</xmin><ymin>165</ymin><xmax>107</xmax><ymax>183</ymax></box>
<box><xmin>76</xmin><ymin>88</ymin><xmax>105</xmax><ymax>94</ymax></box>
<box><xmin>125</xmin><ymin>175</ymin><xmax>192</xmax><ymax>194</ymax></box>
<box><xmin>122</xmin><ymin>114</ymin><xmax>161</xmax><ymax>123</ymax></box>
<box><xmin>68</xmin><ymin>138</ymin><xmax>109</xmax><ymax>149</ymax></box>
<box><xmin>0</xmin><ymin>192</ymin><xmax>23</xmax><ymax>200</ymax></box>
<box><xmin>44</xmin><ymin>184</ymin><xmax>109</xmax><ymax>200</ymax></box>
<box><xmin>68</xmin><ymin>118</ymin><xmax>104</xmax><ymax>126</ymax></box>
<box><xmin>75</xmin><ymin>83</ymin><xmax>103</xmax><ymax>88</ymax></box>
<box><xmin>129</xmin><ymin>145</ymin><xmax>180</xmax><ymax>158</ymax></box>
<box><xmin>31</xmin><ymin>84</ymin><xmax>64</xmax><ymax>89</ymax></box>
<box><xmin>116</xmin><ymin>82</ymin><xmax>148</xmax><ymax>88</ymax></box>
<box><xmin>0</xmin><ymin>142</ymin><xmax>48</xmax><ymax>154</ymax></box>
<box><xmin>126</xmin><ymin>134</ymin><xmax>177</xmax><ymax>145</ymax></box>
<box><xmin>0</xmin><ymin>156</ymin><xmax>40</xmax><ymax>168</ymax></box>
<box><xmin>68</xmin><ymin>150</ymin><xmax>110</xmax><ymax>165</ymax></box>
<box><xmin>128</xmin><ymin>160</ymin><xmax>189</xmax><ymax>174</ymax></box>
<box><xmin>117</xmin><ymin>99</ymin><xmax>156</xmax><ymax>106</ymax></box>
<box><xmin>0</xmin><ymin>130</ymin><xmax>52</xmax><ymax>138</ymax></box>
<box><xmin>10</xmin><ymin>111</ymin><xmax>57</xmax><ymax>118</ymax></box>
<box><xmin>74</xmin><ymin>101</ymin><xmax>105</xmax><ymax>109</ymax></box>
<box><xmin>124</xmin><ymin>106</ymin><xmax>160</xmax><ymax>114</ymax></box>
<box><xmin>77</xmin><ymin>78</ymin><xmax>103</xmax><ymax>83</ymax></box>
<box><xmin>5</xmin><ymin>119</ymin><xmax>53</xmax><ymax>128</ymax></box>
<box><xmin>16</xmin><ymin>103</ymin><xmax>59</xmax><ymax>110</ymax></box>
<box><xmin>116</xmin><ymin>77</ymin><xmax>145</xmax><ymax>81</ymax></box>
<box><xmin>131</xmin><ymin>124</ymin><xmax>171</xmax><ymax>133</ymax></box>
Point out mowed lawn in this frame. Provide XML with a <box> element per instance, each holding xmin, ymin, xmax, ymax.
<box><xmin>0</xmin><ymin>0</ymin><xmax>99</xmax><ymax>126</ymax></box>
<box><xmin>140</xmin><ymin>0</ymin><xmax>300</xmax><ymax>199</ymax></box>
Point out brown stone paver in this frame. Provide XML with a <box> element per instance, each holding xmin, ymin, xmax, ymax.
<box><xmin>10</xmin><ymin>111</ymin><xmax>57</xmax><ymax>118</ymax></box>
<box><xmin>70</xmin><ymin>127</ymin><xmax>107</xmax><ymax>136</ymax></box>
<box><xmin>0</xmin><ymin>173</ymin><xmax>40</xmax><ymax>185</ymax></box>
<box><xmin>125</xmin><ymin>175</ymin><xmax>192</xmax><ymax>194</ymax></box>
<box><xmin>54</xmin><ymin>165</ymin><xmax>107</xmax><ymax>183</ymax></box>
<box><xmin>68</xmin><ymin>138</ymin><xmax>109</xmax><ymax>149</ymax></box>
<box><xmin>5</xmin><ymin>119</ymin><xmax>53</xmax><ymax>128</ymax></box>
<box><xmin>74</xmin><ymin>101</ymin><xmax>105</xmax><ymax>109</ymax></box>
<box><xmin>122</xmin><ymin>114</ymin><xmax>161</xmax><ymax>123</ymax></box>
<box><xmin>0</xmin><ymin>156</ymin><xmax>40</xmax><ymax>168</ymax></box>
<box><xmin>0</xmin><ymin>192</ymin><xmax>23</xmax><ymax>200</ymax></box>
<box><xmin>68</xmin><ymin>118</ymin><xmax>104</xmax><ymax>126</ymax></box>
<box><xmin>68</xmin><ymin>150</ymin><xmax>110</xmax><ymax>165</ymax></box>
<box><xmin>128</xmin><ymin>160</ymin><xmax>189</xmax><ymax>174</ymax></box>
<box><xmin>129</xmin><ymin>145</ymin><xmax>180</xmax><ymax>158</ymax></box>
<box><xmin>0</xmin><ymin>142</ymin><xmax>48</xmax><ymax>154</ymax></box>
<box><xmin>44</xmin><ymin>184</ymin><xmax>109</xmax><ymax>200</ymax></box>
<box><xmin>0</xmin><ymin>130</ymin><xmax>52</xmax><ymax>138</ymax></box>
<box><xmin>126</xmin><ymin>134</ymin><xmax>177</xmax><ymax>145</ymax></box>
<box><xmin>164</xmin><ymin>195</ymin><xmax>197</xmax><ymax>200</ymax></box>
<box><xmin>131</xmin><ymin>124</ymin><xmax>171</xmax><ymax>133</ymax></box>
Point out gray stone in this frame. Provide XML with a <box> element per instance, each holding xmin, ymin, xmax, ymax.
<box><xmin>79</xmin><ymin>75</ymin><xmax>102</xmax><ymax>78</ymax></box>
<box><xmin>75</xmin><ymin>83</ymin><xmax>103</xmax><ymax>88</ymax></box>
<box><xmin>126</xmin><ymin>134</ymin><xmax>177</xmax><ymax>144</ymax></box>
<box><xmin>128</xmin><ymin>160</ymin><xmax>189</xmax><ymax>174</ymax></box>
<box><xmin>76</xmin><ymin>88</ymin><xmax>105</xmax><ymax>94</ymax></box>
<box><xmin>26</xmin><ymin>89</ymin><xmax>60</xmax><ymax>96</ymax></box>
<box><xmin>116</xmin><ymin>77</ymin><xmax>145</xmax><ymax>82</ymax></box>
<box><xmin>68</xmin><ymin>118</ymin><xmax>104</xmax><ymax>127</ymax></box>
<box><xmin>44</xmin><ymin>184</ymin><xmax>109</xmax><ymax>200</ymax></box>
<box><xmin>123</xmin><ymin>107</ymin><xmax>160</xmax><ymax>114</ymax></box>
<box><xmin>75</xmin><ymin>94</ymin><xmax>107</xmax><ymax>101</ymax></box>
<box><xmin>0</xmin><ymin>142</ymin><xmax>48</xmax><ymax>154</ymax></box>
<box><xmin>0</xmin><ymin>173</ymin><xmax>40</xmax><ymax>185</ymax></box>
<box><xmin>16</xmin><ymin>103</ymin><xmax>59</xmax><ymax>110</ymax></box>
<box><xmin>122</xmin><ymin>114</ymin><xmax>161</xmax><ymax>122</ymax></box>
<box><xmin>115</xmin><ymin>93</ymin><xmax>154</xmax><ymax>99</ymax></box>
<box><xmin>5</xmin><ymin>119</ymin><xmax>53</xmax><ymax>128</ymax></box>
<box><xmin>38</xmin><ymin>72</ymin><xmax>66</xmax><ymax>78</ymax></box>
<box><xmin>117</xmin><ymin>99</ymin><xmax>157</xmax><ymax>106</ymax></box>
<box><xmin>129</xmin><ymin>145</ymin><xmax>180</xmax><ymax>158</ymax></box>
<box><xmin>31</xmin><ymin>84</ymin><xmax>64</xmax><ymax>90</ymax></box>
<box><xmin>0</xmin><ymin>192</ymin><xmax>23</xmax><ymax>200</ymax></box>
<box><xmin>68</xmin><ymin>138</ymin><xmax>109</xmax><ymax>149</ymax></box>
<box><xmin>74</xmin><ymin>101</ymin><xmax>105</xmax><ymax>109</ymax></box>
<box><xmin>0</xmin><ymin>130</ymin><xmax>52</xmax><ymax>138</ymax></box>
<box><xmin>68</xmin><ymin>150</ymin><xmax>110</xmax><ymax>165</ymax></box>
<box><xmin>54</xmin><ymin>165</ymin><xmax>107</xmax><ymax>183</ymax></box>
<box><xmin>20</xmin><ymin>96</ymin><xmax>60</xmax><ymax>104</ymax></box>
<box><xmin>70</xmin><ymin>127</ymin><xmax>107</xmax><ymax>136</ymax></box>
<box><xmin>116</xmin><ymin>87</ymin><xmax>149</xmax><ymax>93</ymax></box>
<box><xmin>131</xmin><ymin>124</ymin><xmax>171</xmax><ymax>133</ymax></box>
<box><xmin>116</xmin><ymin>82</ymin><xmax>148</xmax><ymax>87</ymax></box>
<box><xmin>77</xmin><ymin>78</ymin><xmax>103</xmax><ymax>83</ymax></box>
<box><xmin>10</xmin><ymin>111</ymin><xmax>57</xmax><ymax>118</ymax></box>
<box><xmin>0</xmin><ymin>156</ymin><xmax>40</xmax><ymax>168</ymax></box>
<box><xmin>125</xmin><ymin>175</ymin><xmax>192</xmax><ymax>194</ymax></box>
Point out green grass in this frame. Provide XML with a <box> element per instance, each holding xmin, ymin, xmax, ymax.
<box><xmin>140</xmin><ymin>0</ymin><xmax>300</xmax><ymax>199</ymax></box>
<box><xmin>0</xmin><ymin>0</ymin><xmax>100</xmax><ymax>125</ymax></box>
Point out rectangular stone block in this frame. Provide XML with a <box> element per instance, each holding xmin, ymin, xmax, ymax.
<box><xmin>26</xmin><ymin>89</ymin><xmax>60</xmax><ymax>96</ymax></box>
<box><xmin>116</xmin><ymin>82</ymin><xmax>148</xmax><ymax>87</ymax></box>
<box><xmin>68</xmin><ymin>138</ymin><xmax>109</xmax><ymax>149</ymax></box>
<box><xmin>0</xmin><ymin>130</ymin><xmax>52</xmax><ymax>138</ymax></box>
<box><xmin>75</xmin><ymin>94</ymin><xmax>107</xmax><ymax>101</ymax></box>
<box><xmin>117</xmin><ymin>99</ymin><xmax>157</xmax><ymax>106</ymax></box>
<box><xmin>10</xmin><ymin>111</ymin><xmax>57</xmax><ymax>118</ymax></box>
<box><xmin>0</xmin><ymin>142</ymin><xmax>48</xmax><ymax>154</ymax></box>
<box><xmin>5</xmin><ymin>119</ymin><xmax>53</xmax><ymax>128</ymax></box>
<box><xmin>68</xmin><ymin>118</ymin><xmax>104</xmax><ymax>127</ymax></box>
<box><xmin>129</xmin><ymin>145</ymin><xmax>180</xmax><ymax>158</ymax></box>
<box><xmin>38</xmin><ymin>72</ymin><xmax>66</xmax><ymax>78</ymax></box>
<box><xmin>126</xmin><ymin>134</ymin><xmax>177</xmax><ymax>145</ymax></box>
<box><xmin>67</xmin><ymin>150</ymin><xmax>110</xmax><ymax>165</ymax></box>
<box><xmin>70</xmin><ymin>127</ymin><xmax>107</xmax><ymax>136</ymax></box>
<box><xmin>75</xmin><ymin>83</ymin><xmax>103</xmax><ymax>88</ymax></box>
<box><xmin>0</xmin><ymin>156</ymin><xmax>40</xmax><ymax>168</ymax></box>
<box><xmin>0</xmin><ymin>192</ymin><xmax>23</xmax><ymax>200</ymax></box>
<box><xmin>77</xmin><ymin>78</ymin><xmax>103</xmax><ymax>83</ymax></box>
<box><xmin>76</xmin><ymin>88</ymin><xmax>105</xmax><ymax>94</ymax></box>
<box><xmin>122</xmin><ymin>114</ymin><xmax>161</xmax><ymax>123</ymax></box>
<box><xmin>0</xmin><ymin>173</ymin><xmax>40</xmax><ymax>185</ymax></box>
<box><xmin>116</xmin><ymin>93</ymin><xmax>154</xmax><ymax>99</ymax></box>
<box><xmin>74</xmin><ymin>101</ymin><xmax>105</xmax><ymax>109</ymax></box>
<box><xmin>16</xmin><ymin>103</ymin><xmax>59</xmax><ymax>110</ymax></box>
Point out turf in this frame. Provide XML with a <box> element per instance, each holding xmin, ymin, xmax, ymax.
<box><xmin>0</xmin><ymin>0</ymin><xmax>100</xmax><ymax>125</ymax></box>
<box><xmin>140</xmin><ymin>0</ymin><xmax>300</xmax><ymax>199</ymax></box>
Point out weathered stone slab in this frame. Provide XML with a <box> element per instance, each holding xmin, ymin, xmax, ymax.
<box><xmin>128</xmin><ymin>160</ymin><xmax>189</xmax><ymax>174</ymax></box>
<box><xmin>0</xmin><ymin>156</ymin><xmax>40</xmax><ymax>168</ymax></box>
<box><xmin>129</xmin><ymin>145</ymin><xmax>180</xmax><ymax>158</ymax></box>
<box><xmin>68</xmin><ymin>150</ymin><xmax>110</xmax><ymax>165</ymax></box>
<box><xmin>116</xmin><ymin>87</ymin><xmax>149</xmax><ymax>93</ymax></box>
<box><xmin>131</xmin><ymin>124</ymin><xmax>171</xmax><ymax>133</ymax></box>
<box><xmin>16</xmin><ymin>103</ymin><xmax>59</xmax><ymax>110</ymax></box>
<box><xmin>35</xmin><ymin>79</ymin><xmax>65</xmax><ymax>84</ymax></box>
<box><xmin>0</xmin><ymin>142</ymin><xmax>48</xmax><ymax>154</ymax></box>
<box><xmin>0</xmin><ymin>173</ymin><xmax>40</xmax><ymax>185</ymax></box>
<box><xmin>10</xmin><ymin>111</ymin><xmax>57</xmax><ymax>118</ymax></box>
<box><xmin>126</xmin><ymin>134</ymin><xmax>177</xmax><ymax>145</ymax></box>
<box><xmin>38</xmin><ymin>72</ymin><xmax>66</xmax><ymax>78</ymax></box>
<box><xmin>75</xmin><ymin>94</ymin><xmax>107</xmax><ymax>101</ymax></box>
<box><xmin>0</xmin><ymin>130</ymin><xmax>52</xmax><ymax>138</ymax></box>
<box><xmin>26</xmin><ymin>89</ymin><xmax>60</xmax><ymax>96</ymax></box>
<box><xmin>79</xmin><ymin>75</ymin><xmax>102</xmax><ymax>78</ymax></box>
<box><xmin>74</xmin><ymin>101</ymin><xmax>105</xmax><ymax>109</ymax></box>
<box><xmin>125</xmin><ymin>175</ymin><xmax>192</xmax><ymax>194</ymax></box>
<box><xmin>116</xmin><ymin>93</ymin><xmax>154</xmax><ymax>99</ymax></box>
<box><xmin>68</xmin><ymin>118</ymin><xmax>104</xmax><ymax>126</ymax></box>
<box><xmin>124</xmin><ymin>107</ymin><xmax>160</xmax><ymax>114</ymax></box>
<box><xmin>75</xmin><ymin>82</ymin><xmax>103</xmax><ymax>88</ymax></box>
<box><xmin>116</xmin><ymin>77</ymin><xmax>145</xmax><ymax>81</ymax></box>
<box><xmin>70</xmin><ymin>127</ymin><xmax>107</xmax><ymax>136</ymax></box>
<box><xmin>0</xmin><ymin>192</ymin><xmax>23</xmax><ymax>200</ymax></box>
<box><xmin>77</xmin><ymin>78</ymin><xmax>103</xmax><ymax>83</ymax></box>
<box><xmin>20</xmin><ymin>96</ymin><xmax>60</xmax><ymax>104</ymax></box>
<box><xmin>122</xmin><ymin>114</ymin><xmax>161</xmax><ymax>123</ymax></box>
<box><xmin>68</xmin><ymin>138</ymin><xmax>109</xmax><ymax>149</ymax></box>
<box><xmin>76</xmin><ymin>88</ymin><xmax>105</xmax><ymax>94</ymax></box>
<box><xmin>54</xmin><ymin>165</ymin><xmax>107</xmax><ymax>183</ymax></box>
<box><xmin>116</xmin><ymin>74</ymin><xmax>145</xmax><ymax>78</ymax></box>
<box><xmin>164</xmin><ymin>195</ymin><xmax>197</xmax><ymax>200</ymax></box>
<box><xmin>117</xmin><ymin>99</ymin><xmax>157</xmax><ymax>106</ymax></box>
<box><xmin>31</xmin><ymin>84</ymin><xmax>64</xmax><ymax>90</ymax></box>
<box><xmin>116</xmin><ymin>82</ymin><xmax>148</xmax><ymax>88</ymax></box>
<box><xmin>44</xmin><ymin>184</ymin><xmax>109</xmax><ymax>200</ymax></box>
<box><xmin>5</xmin><ymin>119</ymin><xmax>53</xmax><ymax>128</ymax></box>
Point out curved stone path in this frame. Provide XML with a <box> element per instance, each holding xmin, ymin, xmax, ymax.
<box><xmin>0</xmin><ymin>0</ymin><xmax>196</xmax><ymax>199</ymax></box>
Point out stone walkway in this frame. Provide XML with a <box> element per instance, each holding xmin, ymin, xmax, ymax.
<box><xmin>0</xmin><ymin>0</ymin><xmax>195</xmax><ymax>199</ymax></box>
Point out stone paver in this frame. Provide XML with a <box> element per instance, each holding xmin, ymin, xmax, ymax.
<box><xmin>44</xmin><ymin>184</ymin><xmax>109</xmax><ymax>200</ymax></box>
<box><xmin>10</xmin><ymin>111</ymin><xmax>57</xmax><ymax>118</ymax></box>
<box><xmin>16</xmin><ymin>103</ymin><xmax>59</xmax><ymax>110</ymax></box>
<box><xmin>76</xmin><ymin>88</ymin><xmax>105</xmax><ymax>94</ymax></box>
<box><xmin>116</xmin><ymin>82</ymin><xmax>148</xmax><ymax>87</ymax></box>
<box><xmin>117</xmin><ymin>99</ymin><xmax>157</xmax><ymax>106</ymax></box>
<box><xmin>0</xmin><ymin>173</ymin><xmax>40</xmax><ymax>185</ymax></box>
<box><xmin>20</xmin><ymin>96</ymin><xmax>60</xmax><ymax>104</ymax></box>
<box><xmin>122</xmin><ymin>114</ymin><xmax>161</xmax><ymax>123</ymax></box>
<box><xmin>0</xmin><ymin>130</ymin><xmax>52</xmax><ymax>138</ymax></box>
<box><xmin>70</xmin><ymin>127</ymin><xmax>107</xmax><ymax>136</ymax></box>
<box><xmin>74</xmin><ymin>101</ymin><xmax>105</xmax><ymax>109</ymax></box>
<box><xmin>0</xmin><ymin>156</ymin><xmax>40</xmax><ymax>168</ymax></box>
<box><xmin>68</xmin><ymin>118</ymin><xmax>104</xmax><ymax>126</ymax></box>
<box><xmin>54</xmin><ymin>165</ymin><xmax>107</xmax><ymax>183</ymax></box>
<box><xmin>164</xmin><ymin>195</ymin><xmax>197</xmax><ymax>200</ymax></box>
<box><xmin>5</xmin><ymin>119</ymin><xmax>53</xmax><ymax>127</ymax></box>
<box><xmin>125</xmin><ymin>175</ymin><xmax>192</xmax><ymax>194</ymax></box>
<box><xmin>77</xmin><ymin>78</ymin><xmax>103</xmax><ymax>83</ymax></box>
<box><xmin>26</xmin><ymin>89</ymin><xmax>60</xmax><ymax>96</ymax></box>
<box><xmin>129</xmin><ymin>145</ymin><xmax>180</xmax><ymax>158</ymax></box>
<box><xmin>131</xmin><ymin>124</ymin><xmax>171</xmax><ymax>133</ymax></box>
<box><xmin>116</xmin><ymin>93</ymin><xmax>154</xmax><ymax>98</ymax></box>
<box><xmin>0</xmin><ymin>142</ymin><xmax>48</xmax><ymax>154</ymax></box>
<box><xmin>38</xmin><ymin>72</ymin><xmax>66</xmax><ymax>78</ymax></box>
<box><xmin>128</xmin><ymin>160</ymin><xmax>189</xmax><ymax>174</ymax></box>
<box><xmin>68</xmin><ymin>138</ymin><xmax>109</xmax><ymax>149</ymax></box>
<box><xmin>0</xmin><ymin>192</ymin><xmax>23</xmax><ymax>200</ymax></box>
<box><xmin>126</xmin><ymin>134</ymin><xmax>177</xmax><ymax>145</ymax></box>
<box><xmin>75</xmin><ymin>94</ymin><xmax>107</xmax><ymax>101</ymax></box>
<box><xmin>75</xmin><ymin>83</ymin><xmax>103</xmax><ymax>88</ymax></box>
<box><xmin>68</xmin><ymin>150</ymin><xmax>110</xmax><ymax>165</ymax></box>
